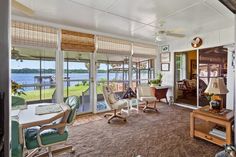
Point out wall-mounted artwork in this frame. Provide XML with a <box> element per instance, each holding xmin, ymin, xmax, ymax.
<box><xmin>161</xmin><ymin>45</ymin><xmax>169</xmax><ymax>53</ymax></box>
<box><xmin>161</xmin><ymin>52</ymin><xmax>170</xmax><ymax>63</ymax></box>
<box><xmin>190</xmin><ymin>59</ymin><xmax>197</xmax><ymax>79</ymax></box>
<box><xmin>161</xmin><ymin>63</ymin><xmax>170</xmax><ymax>71</ymax></box>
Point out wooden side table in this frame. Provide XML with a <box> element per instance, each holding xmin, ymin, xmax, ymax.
<box><xmin>190</xmin><ymin>106</ymin><xmax>234</xmax><ymax>146</ymax></box>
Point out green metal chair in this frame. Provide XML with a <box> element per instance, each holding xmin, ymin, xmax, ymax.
<box><xmin>12</xmin><ymin>96</ymin><xmax>26</xmax><ymax>110</ymax></box>
<box><xmin>24</xmin><ymin>96</ymin><xmax>80</xmax><ymax>157</ymax></box>
<box><xmin>11</xmin><ymin>118</ymin><xmax>24</xmax><ymax>157</ymax></box>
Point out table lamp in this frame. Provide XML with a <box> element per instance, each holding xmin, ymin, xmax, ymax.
<box><xmin>204</xmin><ymin>77</ymin><xmax>229</xmax><ymax>110</ymax></box>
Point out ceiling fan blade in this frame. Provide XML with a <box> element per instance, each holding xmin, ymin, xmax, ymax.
<box><xmin>166</xmin><ymin>32</ymin><xmax>185</xmax><ymax>38</ymax></box>
<box><xmin>12</xmin><ymin>0</ymin><xmax>34</xmax><ymax>16</ymax></box>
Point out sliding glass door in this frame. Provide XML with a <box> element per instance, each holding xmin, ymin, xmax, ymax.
<box><xmin>198</xmin><ymin>47</ymin><xmax>228</xmax><ymax>107</ymax></box>
<box><xmin>174</xmin><ymin>47</ymin><xmax>228</xmax><ymax>108</ymax></box>
<box><xmin>64</xmin><ymin>51</ymin><xmax>92</xmax><ymax>114</ymax></box>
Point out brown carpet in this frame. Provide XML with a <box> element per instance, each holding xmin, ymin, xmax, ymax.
<box><xmin>73</xmin><ymin>114</ymin><xmax>102</xmax><ymax>126</ymax></box>
<box><xmin>57</xmin><ymin>103</ymin><xmax>222</xmax><ymax>157</ymax></box>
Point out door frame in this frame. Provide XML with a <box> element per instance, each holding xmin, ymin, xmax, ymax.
<box><xmin>173</xmin><ymin>50</ymin><xmax>199</xmax><ymax>108</ymax></box>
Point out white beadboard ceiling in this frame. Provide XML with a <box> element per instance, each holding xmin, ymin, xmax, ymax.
<box><xmin>12</xmin><ymin>0</ymin><xmax>234</xmax><ymax>44</ymax></box>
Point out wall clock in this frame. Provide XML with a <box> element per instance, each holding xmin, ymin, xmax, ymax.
<box><xmin>191</xmin><ymin>37</ymin><xmax>203</xmax><ymax>48</ymax></box>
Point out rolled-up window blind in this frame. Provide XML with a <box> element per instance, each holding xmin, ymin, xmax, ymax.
<box><xmin>61</xmin><ymin>30</ymin><xmax>95</xmax><ymax>52</ymax></box>
<box><xmin>133</xmin><ymin>43</ymin><xmax>157</xmax><ymax>58</ymax></box>
<box><xmin>12</xmin><ymin>21</ymin><xmax>57</xmax><ymax>48</ymax></box>
<box><xmin>97</xmin><ymin>36</ymin><xmax>132</xmax><ymax>55</ymax></box>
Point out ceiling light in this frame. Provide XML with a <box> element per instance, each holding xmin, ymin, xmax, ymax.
<box><xmin>155</xmin><ymin>35</ymin><xmax>166</xmax><ymax>42</ymax></box>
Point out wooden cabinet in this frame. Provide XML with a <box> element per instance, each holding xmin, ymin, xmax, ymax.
<box><xmin>151</xmin><ymin>87</ymin><xmax>168</xmax><ymax>103</ymax></box>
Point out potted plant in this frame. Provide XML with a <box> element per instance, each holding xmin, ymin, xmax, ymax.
<box><xmin>150</xmin><ymin>73</ymin><xmax>163</xmax><ymax>87</ymax></box>
<box><xmin>11</xmin><ymin>80</ymin><xmax>26</xmax><ymax>96</ymax></box>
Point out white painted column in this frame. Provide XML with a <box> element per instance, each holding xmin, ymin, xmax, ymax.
<box><xmin>91</xmin><ymin>53</ymin><xmax>97</xmax><ymax>113</ymax></box>
<box><xmin>55</xmin><ymin>29</ymin><xmax>64</xmax><ymax>103</ymax></box>
<box><xmin>128</xmin><ymin>43</ymin><xmax>133</xmax><ymax>87</ymax></box>
<box><xmin>234</xmin><ymin>14</ymin><xmax>236</xmax><ymax>146</ymax></box>
<box><xmin>91</xmin><ymin>36</ymin><xmax>98</xmax><ymax>113</ymax></box>
<box><xmin>196</xmin><ymin>49</ymin><xmax>199</xmax><ymax>108</ymax></box>
<box><xmin>156</xmin><ymin>46</ymin><xmax>161</xmax><ymax>75</ymax></box>
<box><xmin>0</xmin><ymin>0</ymin><xmax>10</xmax><ymax>156</ymax></box>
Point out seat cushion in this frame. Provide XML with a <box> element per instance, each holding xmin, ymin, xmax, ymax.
<box><xmin>12</xmin><ymin>119</ymin><xmax>23</xmax><ymax>157</ymax></box>
<box><xmin>112</xmin><ymin>99</ymin><xmax>128</xmax><ymax>110</ymax></box>
<box><xmin>25</xmin><ymin>126</ymin><xmax>68</xmax><ymax>150</ymax></box>
<box><xmin>140</xmin><ymin>97</ymin><xmax>157</xmax><ymax>102</ymax></box>
<box><xmin>108</xmin><ymin>94</ymin><xmax>117</xmax><ymax>104</ymax></box>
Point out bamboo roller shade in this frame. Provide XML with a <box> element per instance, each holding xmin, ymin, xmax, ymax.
<box><xmin>12</xmin><ymin>21</ymin><xmax>57</xmax><ymax>48</ymax></box>
<box><xmin>61</xmin><ymin>30</ymin><xmax>95</xmax><ymax>52</ymax></box>
<box><xmin>133</xmin><ymin>42</ymin><xmax>157</xmax><ymax>57</ymax></box>
<box><xmin>97</xmin><ymin>35</ymin><xmax>132</xmax><ymax>55</ymax></box>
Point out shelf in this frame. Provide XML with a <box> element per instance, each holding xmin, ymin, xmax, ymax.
<box><xmin>194</xmin><ymin>130</ymin><xmax>226</xmax><ymax>146</ymax></box>
<box><xmin>194</xmin><ymin>122</ymin><xmax>227</xmax><ymax>146</ymax></box>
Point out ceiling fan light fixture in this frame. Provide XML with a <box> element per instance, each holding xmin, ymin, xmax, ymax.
<box><xmin>155</xmin><ymin>35</ymin><xmax>166</xmax><ymax>42</ymax></box>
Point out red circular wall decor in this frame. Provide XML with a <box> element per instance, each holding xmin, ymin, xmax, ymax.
<box><xmin>191</xmin><ymin>37</ymin><xmax>203</xmax><ymax>48</ymax></box>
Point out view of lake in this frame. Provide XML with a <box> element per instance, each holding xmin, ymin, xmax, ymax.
<box><xmin>12</xmin><ymin>73</ymin><xmax>142</xmax><ymax>91</ymax></box>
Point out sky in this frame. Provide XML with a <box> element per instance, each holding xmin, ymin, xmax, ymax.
<box><xmin>11</xmin><ymin>60</ymin><xmax>107</xmax><ymax>70</ymax></box>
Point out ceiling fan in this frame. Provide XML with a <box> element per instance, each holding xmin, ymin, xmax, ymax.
<box><xmin>11</xmin><ymin>47</ymin><xmax>36</xmax><ymax>62</ymax></box>
<box><xmin>12</xmin><ymin>0</ymin><xmax>34</xmax><ymax>16</ymax></box>
<box><xmin>155</xmin><ymin>21</ymin><xmax>186</xmax><ymax>42</ymax></box>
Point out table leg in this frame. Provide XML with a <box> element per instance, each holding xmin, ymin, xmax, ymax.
<box><xmin>190</xmin><ymin>112</ymin><xmax>194</xmax><ymax>138</ymax></box>
<box><xmin>226</xmin><ymin>122</ymin><xmax>232</xmax><ymax>144</ymax></box>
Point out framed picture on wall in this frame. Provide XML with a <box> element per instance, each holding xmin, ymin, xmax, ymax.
<box><xmin>161</xmin><ymin>63</ymin><xmax>170</xmax><ymax>71</ymax></box>
<box><xmin>160</xmin><ymin>52</ymin><xmax>170</xmax><ymax>63</ymax></box>
<box><xmin>190</xmin><ymin>59</ymin><xmax>197</xmax><ymax>79</ymax></box>
<box><xmin>161</xmin><ymin>45</ymin><xmax>169</xmax><ymax>53</ymax></box>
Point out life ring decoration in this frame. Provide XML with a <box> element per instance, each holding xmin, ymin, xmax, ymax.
<box><xmin>191</xmin><ymin>37</ymin><xmax>202</xmax><ymax>48</ymax></box>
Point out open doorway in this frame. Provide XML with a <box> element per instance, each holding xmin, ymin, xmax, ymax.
<box><xmin>174</xmin><ymin>50</ymin><xmax>197</xmax><ymax>106</ymax></box>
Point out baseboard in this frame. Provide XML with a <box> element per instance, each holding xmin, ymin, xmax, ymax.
<box><xmin>174</xmin><ymin>103</ymin><xmax>198</xmax><ymax>110</ymax></box>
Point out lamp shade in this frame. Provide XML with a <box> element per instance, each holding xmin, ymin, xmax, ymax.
<box><xmin>204</xmin><ymin>77</ymin><xmax>229</xmax><ymax>94</ymax></box>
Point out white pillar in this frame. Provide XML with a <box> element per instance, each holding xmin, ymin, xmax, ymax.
<box><xmin>90</xmin><ymin>53</ymin><xmax>97</xmax><ymax>113</ymax></box>
<box><xmin>234</xmin><ymin>14</ymin><xmax>236</xmax><ymax>146</ymax></box>
<box><xmin>0</xmin><ymin>0</ymin><xmax>10</xmax><ymax>156</ymax></box>
<box><xmin>91</xmin><ymin>36</ymin><xmax>98</xmax><ymax>113</ymax></box>
<box><xmin>128</xmin><ymin>44</ymin><xmax>133</xmax><ymax>87</ymax></box>
<box><xmin>56</xmin><ymin>29</ymin><xmax>64</xmax><ymax>103</ymax></box>
<box><xmin>156</xmin><ymin>46</ymin><xmax>161</xmax><ymax>75</ymax></box>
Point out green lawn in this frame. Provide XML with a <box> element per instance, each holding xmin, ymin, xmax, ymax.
<box><xmin>22</xmin><ymin>85</ymin><xmax>103</xmax><ymax>101</ymax></box>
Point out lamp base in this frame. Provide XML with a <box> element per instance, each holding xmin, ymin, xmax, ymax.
<box><xmin>210</xmin><ymin>100</ymin><xmax>221</xmax><ymax>110</ymax></box>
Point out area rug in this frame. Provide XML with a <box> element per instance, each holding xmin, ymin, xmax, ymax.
<box><xmin>56</xmin><ymin>103</ymin><xmax>222</xmax><ymax>157</ymax></box>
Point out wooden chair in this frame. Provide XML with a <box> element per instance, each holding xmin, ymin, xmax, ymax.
<box><xmin>24</xmin><ymin>96</ymin><xmax>79</xmax><ymax>157</ymax></box>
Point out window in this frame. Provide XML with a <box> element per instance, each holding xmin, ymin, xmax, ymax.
<box><xmin>132</xmin><ymin>58</ymin><xmax>155</xmax><ymax>88</ymax></box>
<box><xmin>11</xmin><ymin>47</ymin><xmax>56</xmax><ymax>103</ymax></box>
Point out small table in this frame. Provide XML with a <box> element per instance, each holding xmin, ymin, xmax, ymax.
<box><xmin>190</xmin><ymin>106</ymin><xmax>234</xmax><ymax>146</ymax></box>
<box><xmin>11</xmin><ymin>103</ymin><xmax>68</xmax><ymax>129</ymax></box>
<box><xmin>121</xmin><ymin>98</ymin><xmax>139</xmax><ymax>115</ymax></box>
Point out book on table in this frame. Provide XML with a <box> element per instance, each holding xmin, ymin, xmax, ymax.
<box><xmin>209</xmin><ymin>128</ymin><xmax>226</xmax><ymax>139</ymax></box>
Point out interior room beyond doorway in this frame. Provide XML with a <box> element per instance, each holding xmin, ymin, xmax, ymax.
<box><xmin>175</xmin><ymin>50</ymin><xmax>197</xmax><ymax>106</ymax></box>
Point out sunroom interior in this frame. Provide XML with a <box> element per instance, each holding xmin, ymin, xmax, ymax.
<box><xmin>1</xmin><ymin>0</ymin><xmax>236</xmax><ymax>157</ymax></box>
